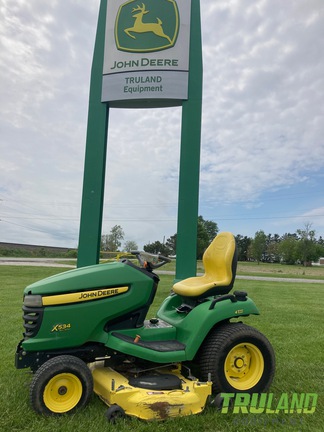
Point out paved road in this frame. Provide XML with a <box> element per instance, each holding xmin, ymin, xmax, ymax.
<box><xmin>1</xmin><ymin>258</ymin><xmax>323</xmax><ymax>283</ymax></box>
<box><xmin>236</xmin><ymin>274</ymin><xmax>324</xmax><ymax>284</ymax></box>
<box><xmin>0</xmin><ymin>257</ymin><xmax>75</xmax><ymax>268</ymax></box>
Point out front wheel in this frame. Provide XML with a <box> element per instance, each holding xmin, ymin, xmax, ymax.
<box><xmin>198</xmin><ymin>323</ymin><xmax>275</xmax><ymax>394</ymax></box>
<box><xmin>30</xmin><ymin>355</ymin><xmax>93</xmax><ymax>415</ymax></box>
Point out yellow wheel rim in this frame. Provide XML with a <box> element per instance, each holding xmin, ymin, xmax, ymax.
<box><xmin>224</xmin><ymin>343</ymin><xmax>264</xmax><ymax>390</ymax></box>
<box><xmin>43</xmin><ymin>373</ymin><xmax>83</xmax><ymax>413</ymax></box>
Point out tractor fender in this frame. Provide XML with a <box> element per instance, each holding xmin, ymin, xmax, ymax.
<box><xmin>157</xmin><ymin>294</ymin><xmax>260</xmax><ymax>361</ymax></box>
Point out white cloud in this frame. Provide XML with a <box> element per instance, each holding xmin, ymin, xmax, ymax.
<box><xmin>199</xmin><ymin>0</ymin><xmax>324</xmax><ymax>210</ymax></box>
<box><xmin>1</xmin><ymin>0</ymin><xmax>324</xmax><ymax>248</ymax></box>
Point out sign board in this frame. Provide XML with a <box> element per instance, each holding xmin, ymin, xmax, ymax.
<box><xmin>78</xmin><ymin>0</ymin><xmax>202</xmax><ymax>279</ymax></box>
<box><xmin>102</xmin><ymin>0</ymin><xmax>191</xmax><ymax>107</ymax></box>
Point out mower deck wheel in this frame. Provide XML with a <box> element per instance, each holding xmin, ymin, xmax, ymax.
<box><xmin>105</xmin><ymin>404</ymin><xmax>126</xmax><ymax>423</ymax></box>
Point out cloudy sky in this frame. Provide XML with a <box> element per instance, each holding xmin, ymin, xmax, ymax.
<box><xmin>1</xmin><ymin>0</ymin><xmax>324</xmax><ymax>250</ymax></box>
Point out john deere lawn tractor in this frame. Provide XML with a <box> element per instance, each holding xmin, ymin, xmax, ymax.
<box><xmin>15</xmin><ymin>232</ymin><xmax>275</xmax><ymax>421</ymax></box>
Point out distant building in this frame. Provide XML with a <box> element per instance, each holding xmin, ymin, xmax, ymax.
<box><xmin>0</xmin><ymin>242</ymin><xmax>72</xmax><ymax>254</ymax></box>
<box><xmin>312</xmin><ymin>257</ymin><xmax>324</xmax><ymax>266</ymax></box>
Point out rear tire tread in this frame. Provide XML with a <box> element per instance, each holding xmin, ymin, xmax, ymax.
<box><xmin>198</xmin><ymin>322</ymin><xmax>275</xmax><ymax>394</ymax></box>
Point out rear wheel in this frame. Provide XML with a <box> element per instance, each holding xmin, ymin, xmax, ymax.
<box><xmin>198</xmin><ymin>323</ymin><xmax>275</xmax><ymax>394</ymax></box>
<box><xmin>30</xmin><ymin>355</ymin><xmax>93</xmax><ymax>415</ymax></box>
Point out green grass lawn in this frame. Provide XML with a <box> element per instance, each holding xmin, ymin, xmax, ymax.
<box><xmin>0</xmin><ymin>266</ymin><xmax>323</xmax><ymax>431</ymax></box>
<box><xmin>236</xmin><ymin>261</ymin><xmax>324</xmax><ymax>280</ymax></box>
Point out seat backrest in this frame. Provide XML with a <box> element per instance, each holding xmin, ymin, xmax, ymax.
<box><xmin>172</xmin><ymin>232</ymin><xmax>238</xmax><ymax>299</ymax></box>
<box><xmin>202</xmin><ymin>231</ymin><xmax>237</xmax><ymax>295</ymax></box>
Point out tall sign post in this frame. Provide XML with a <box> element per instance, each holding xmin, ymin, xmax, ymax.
<box><xmin>77</xmin><ymin>0</ymin><xmax>202</xmax><ymax>281</ymax></box>
<box><xmin>175</xmin><ymin>0</ymin><xmax>202</xmax><ymax>281</ymax></box>
<box><xmin>77</xmin><ymin>0</ymin><xmax>109</xmax><ymax>268</ymax></box>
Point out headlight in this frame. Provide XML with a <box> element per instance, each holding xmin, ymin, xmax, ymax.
<box><xmin>23</xmin><ymin>295</ymin><xmax>43</xmax><ymax>307</ymax></box>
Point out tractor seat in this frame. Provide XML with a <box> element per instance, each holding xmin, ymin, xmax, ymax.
<box><xmin>173</xmin><ymin>232</ymin><xmax>237</xmax><ymax>299</ymax></box>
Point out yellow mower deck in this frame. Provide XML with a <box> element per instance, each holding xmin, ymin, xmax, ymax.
<box><xmin>92</xmin><ymin>364</ymin><xmax>212</xmax><ymax>421</ymax></box>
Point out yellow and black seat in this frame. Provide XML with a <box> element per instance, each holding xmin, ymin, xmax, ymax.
<box><xmin>173</xmin><ymin>232</ymin><xmax>237</xmax><ymax>299</ymax></box>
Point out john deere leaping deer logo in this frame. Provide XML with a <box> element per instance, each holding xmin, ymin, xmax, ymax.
<box><xmin>125</xmin><ymin>4</ymin><xmax>172</xmax><ymax>44</ymax></box>
<box><xmin>115</xmin><ymin>0</ymin><xmax>179</xmax><ymax>53</ymax></box>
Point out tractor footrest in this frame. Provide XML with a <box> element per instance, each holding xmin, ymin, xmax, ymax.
<box><xmin>111</xmin><ymin>332</ymin><xmax>186</xmax><ymax>352</ymax></box>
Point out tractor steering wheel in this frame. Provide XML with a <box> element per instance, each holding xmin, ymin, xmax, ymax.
<box><xmin>131</xmin><ymin>251</ymin><xmax>171</xmax><ymax>270</ymax></box>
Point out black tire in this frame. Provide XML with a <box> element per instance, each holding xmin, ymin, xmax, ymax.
<box><xmin>105</xmin><ymin>404</ymin><xmax>126</xmax><ymax>423</ymax></box>
<box><xmin>198</xmin><ymin>323</ymin><xmax>275</xmax><ymax>394</ymax></box>
<box><xmin>30</xmin><ymin>355</ymin><xmax>93</xmax><ymax>415</ymax></box>
<box><xmin>210</xmin><ymin>393</ymin><xmax>225</xmax><ymax>410</ymax></box>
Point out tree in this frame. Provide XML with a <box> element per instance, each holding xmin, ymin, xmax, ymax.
<box><xmin>101</xmin><ymin>234</ymin><xmax>110</xmax><ymax>252</ymax></box>
<box><xmin>266</xmin><ymin>241</ymin><xmax>280</xmax><ymax>263</ymax></box>
<box><xmin>296</xmin><ymin>222</ymin><xmax>320</xmax><ymax>266</ymax></box>
<box><xmin>247</xmin><ymin>242</ymin><xmax>253</xmax><ymax>261</ymax></box>
<box><xmin>316</xmin><ymin>237</ymin><xmax>324</xmax><ymax>261</ymax></box>
<box><xmin>265</xmin><ymin>234</ymin><xmax>281</xmax><ymax>263</ymax></box>
<box><xmin>317</xmin><ymin>236</ymin><xmax>324</xmax><ymax>246</ymax></box>
<box><xmin>197</xmin><ymin>216</ymin><xmax>219</xmax><ymax>259</ymax></box>
<box><xmin>124</xmin><ymin>240</ymin><xmax>138</xmax><ymax>252</ymax></box>
<box><xmin>235</xmin><ymin>235</ymin><xmax>251</xmax><ymax>261</ymax></box>
<box><xmin>197</xmin><ymin>218</ymin><xmax>209</xmax><ymax>260</ymax></box>
<box><xmin>251</xmin><ymin>230</ymin><xmax>267</xmax><ymax>263</ymax></box>
<box><xmin>200</xmin><ymin>216</ymin><xmax>218</xmax><ymax>243</ymax></box>
<box><xmin>278</xmin><ymin>234</ymin><xmax>298</xmax><ymax>264</ymax></box>
<box><xmin>101</xmin><ymin>225</ymin><xmax>125</xmax><ymax>251</ymax></box>
<box><xmin>144</xmin><ymin>241</ymin><xmax>170</xmax><ymax>256</ymax></box>
<box><xmin>143</xmin><ymin>217</ymin><xmax>219</xmax><ymax>259</ymax></box>
<box><xmin>317</xmin><ymin>243</ymin><xmax>324</xmax><ymax>259</ymax></box>
<box><xmin>165</xmin><ymin>234</ymin><xmax>177</xmax><ymax>255</ymax></box>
